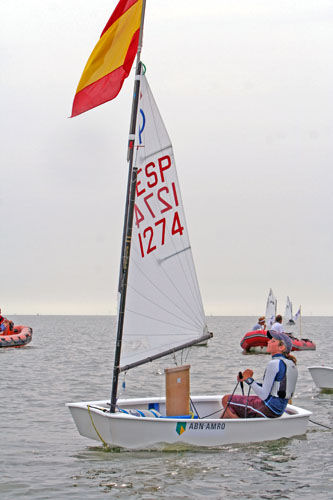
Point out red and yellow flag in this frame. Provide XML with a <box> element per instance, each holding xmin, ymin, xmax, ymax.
<box><xmin>71</xmin><ymin>0</ymin><xmax>143</xmax><ymax>117</ymax></box>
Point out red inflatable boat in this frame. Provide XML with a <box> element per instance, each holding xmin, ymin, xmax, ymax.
<box><xmin>0</xmin><ymin>326</ymin><xmax>33</xmax><ymax>348</ymax></box>
<box><xmin>240</xmin><ymin>330</ymin><xmax>316</xmax><ymax>353</ymax></box>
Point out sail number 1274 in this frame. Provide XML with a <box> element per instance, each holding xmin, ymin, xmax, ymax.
<box><xmin>134</xmin><ymin>155</ymin><xmax>185</xmax><ymax>258</ymax></box>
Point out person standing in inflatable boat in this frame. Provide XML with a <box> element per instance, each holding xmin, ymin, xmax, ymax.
<box><xmin>271</xmin><ymin>314</ymin><xmax>284</xmax><ymax>333</ymax></box>
<box><xmin>222</xmin><ymin>331</ymin><xmax>298</xmax><ymax>419</ymax></box>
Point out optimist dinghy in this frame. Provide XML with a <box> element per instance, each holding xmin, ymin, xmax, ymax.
<box><xmin>67</xmin><ymin>0</ymin><xmax>311</xmax><ymax>449</ymax></box>
<box><xmin>68</xmin><ymin>396</ymin><xmax>310</xmax><ymax>449</ymax></box>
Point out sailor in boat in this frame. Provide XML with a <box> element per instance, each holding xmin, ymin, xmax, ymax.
<box><xmin>0</xmin><ymin>309</ymin><xmax>5</xmax><ymax>330</ymax></box>
<box><xmin>271</xmin><ymin>314</ymin><xmax>284</xmax><ymax>334</ymax></box>
<box><xmin>222</xmin><ymin>331</ymin><xmax>298</xmax><ymax>419</ymax></box>
<box><xmin>252</xmin><ymin>316</ymin><xmax>266</xmax><ymax>331</ymax></box>
<box><xmin>0</xmin><ymin>309</ymin><xmax>14</xmax><ymax>335</ymax></box>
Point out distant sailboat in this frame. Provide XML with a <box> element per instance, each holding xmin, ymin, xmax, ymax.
<box><xmin>284</xmin><ymin>296</ymin><xmax>295</xmax><ymax>325</ymax></box>
<box><xmin>293</xmin><ymin>305</ymin><xmax>301</xmax><ymax>326</ymax></box>
<box><xmin>265</xmin><ymin>288</ymin><xmax>277</xmax><ymax>329</ymax></box>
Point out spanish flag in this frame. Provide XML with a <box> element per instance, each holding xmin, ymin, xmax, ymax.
<box><xmin>71</xmin><ymin>0</ymin><xmax>143</xmax><ymax>117</ymax></box>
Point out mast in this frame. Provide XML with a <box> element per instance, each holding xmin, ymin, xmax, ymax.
<box><xmin>110</xmin><ymin>0</ymin><xmax>147</xmax><ymax>413</ymax></box>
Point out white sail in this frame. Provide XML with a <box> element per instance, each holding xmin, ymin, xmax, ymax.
<box><xmin>293</xmin><ymin>305</ymin><xmax>301</xmax><ymax>333</ymax></box>
<box><xmin>284</xmin><ymin>296</ymin><xmax>294</xmax><ymax>324</ymax></box>
<box><xmin>120</xmin><ymin>74</ymin><xmax>207</xmax><ymax>369</ymax></box>
<box><xmin>265</xmin><ymin>289</ymin><xmax>277</xmax><ymax>329</ymax></box>
<box><xmin>294</xmin><ymin>306</ymin><xmax>301</xmax><ymax>322</ymax></box>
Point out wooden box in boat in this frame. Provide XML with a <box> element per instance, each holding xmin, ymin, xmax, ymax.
<box><xmin>165</xmin><ymin>365</ymin><xmax>190</xmax><ymax>416</ymax></box>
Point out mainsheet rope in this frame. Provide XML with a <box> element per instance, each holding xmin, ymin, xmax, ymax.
<box><xmin>87</xmin><ymin>405</ymin><xmax>108</xmax><ymax>448</ymax></box>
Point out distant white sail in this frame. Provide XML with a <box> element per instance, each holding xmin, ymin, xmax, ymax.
<box><xmin>294</xmin><ymin>306</ymin><xmax>301</xmax><ymax>322</ymax></box>
<box><xmin>265</xmin><ymin>289</ymin><xmax>277</xmax><ymax>329</ymax></box>
<box><xmin>120</xmin><ymin>75</ymin><xmax>207</xmax><ymax>369</ymax></box>
<box><xmin>284</xmin><ymin>296</ymin><xmax>294</xmax><ymax>324</ymax></box>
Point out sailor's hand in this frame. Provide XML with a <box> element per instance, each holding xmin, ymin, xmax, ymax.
<box><xmin>240</xmin><ymin>369</ymin><xmax>253</xmax><ymax>381</ymax></box>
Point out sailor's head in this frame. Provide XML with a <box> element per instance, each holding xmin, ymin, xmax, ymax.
<box><xmin>267</xmin><ymin>330</ymin><xmax>292</xmax><ymax>354</ymax></box>
<box><xmin>258</xmin><ymin>316</ymin><xmax>265</xmax><ymax>325</ymax></box>
<box><xmin>275</xmin><ymin>314</ymin><xmax>282</xmax><ymax>323</ymax></box>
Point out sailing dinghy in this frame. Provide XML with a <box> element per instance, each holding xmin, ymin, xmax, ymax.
<box><xmin>67</xmin><ymin>0</ymin><xmax>311</xmax><ymax>449</ymax></box>
<box><xmin>285</xmin><ymin>296</ymin><xmax>295</xmax><ymax>325</ymax></box>
<box><xmin>266</xmin><ymin>288</ymin><xmax>277</xmax><ymax>329</ymax></box>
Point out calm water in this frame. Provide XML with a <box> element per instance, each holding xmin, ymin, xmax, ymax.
<box><xmin>1</xmin><ymin>315</ymin><xmax>332</xmax><ymax>499</ymax></box>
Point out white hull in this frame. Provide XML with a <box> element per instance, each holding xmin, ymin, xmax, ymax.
<box><xmin>308</xmin><ymin>366</ymin><xmax>333</xmax><ymax>390</ymax></box>
<box><xmin>67</xmin><ymin>395</ymin><xmax>311</xmax><ymax>449</ymax></box>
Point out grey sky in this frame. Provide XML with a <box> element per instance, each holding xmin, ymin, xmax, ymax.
<box><xmin>1</xmin><ymin>0</ymin><xmax>332</xmax><ymax>315</ymax></box>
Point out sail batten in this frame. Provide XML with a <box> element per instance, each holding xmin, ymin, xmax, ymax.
<box><xmin>158</xmin><ymin>246</ymin><xmax>191</xmax><ymax>262</ymax></box>
<box><xmin>142</xmin><ymin>146</ymin><xmax>171</xmax><ymax>159</ymax></box>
